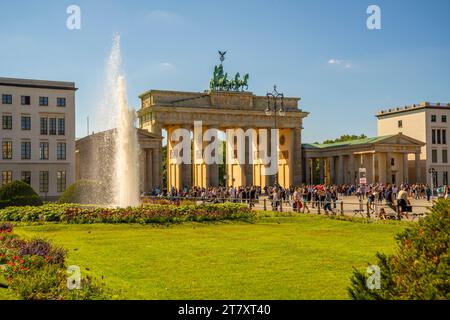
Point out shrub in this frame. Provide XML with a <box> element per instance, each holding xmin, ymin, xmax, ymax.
<box><xmin>0</xmin><ymin>180</ymin><xmax>42</xmax><ymax>208</ymax></box>
<box><xmin>19</xmin><ymin>239</ymin><xmax>67</xmax><ymax>265</ymax></box>
<box><xmin>0</xmin><ymin>222</ymin><xmax>13</xmax><ymax>233</ymax></box>
<box><xmin>58</xmin><ymin>179</ymin><xmax>112</xmax><ymax>205</ymax></box>
<box><xmin>0</xmin><ymin>202</ymin><xmax>254</xmax><ymax>224</ymax></box>
<box><xmin>348</xmin><ymin>199</ymin><xmax>450</xmax><ymax>300</ymax></box>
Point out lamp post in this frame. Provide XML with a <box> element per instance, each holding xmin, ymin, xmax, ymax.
<box><xmin>428</xmin><ymin>167</ymin><xmax>436</xmax><ymax>200</ymax></box>
<box><xmin>265</xmin><ymin>85</ymin><xmax>285</xmax><ymax>187</ymax></box>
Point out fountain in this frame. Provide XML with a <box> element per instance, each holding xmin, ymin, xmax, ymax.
<box><xmin>91</xmin><ymin>33</ymin><xmax>140</xmax><ymax>207</ymax></box>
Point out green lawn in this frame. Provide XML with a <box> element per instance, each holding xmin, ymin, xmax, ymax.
<box><xmin>2</xmin><ymin>214</ymin><xmax>407</xmax><ymax>300</ymax></box>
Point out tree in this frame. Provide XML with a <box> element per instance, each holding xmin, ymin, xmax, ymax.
<box><xmin>348</xmin><ymin>199</ymin><xmax>450</xmax><ymax>300</ymax></box>
<box><xmin>323</xmin><ymin>134</ymin><xmax>367</xmax><ymax>145</ymax></box>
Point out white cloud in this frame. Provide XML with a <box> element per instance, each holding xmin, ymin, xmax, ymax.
<box><xmin>328</xmin><ymin>58</ymin><xmax>353</xmax><ymax>69</ymax></box>
<box><xmin>156</xmin><ymin>62</ymin><xmax>176</xmax><ymax>71</ymax></box>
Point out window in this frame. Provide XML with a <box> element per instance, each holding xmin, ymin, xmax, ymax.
<box><xmin>2</xmin><ymin>141</ymin><xmax>12</xmax><ymax>159</ymax></box>
<box><xmin>2</xmin><ymin>94</ymin><xmax>12</xmax><ymax>104</ymax></box>
<box><xmin>2</xmin><ymin>171</ymin><xmax>12</xmax><ymax>186</ymax></box>
<box><xmin>40</xmin><ymin>117</ymin><xmax>48</xmax><ymax>135</ymax></box>
<box><xmin>57</xmin><ymin>142</ymin><xmax>66</xmax><ymax>160</ymax></box>
<box><xmin>443</xmin><ymin>150</ymin><xmax>448</xmax><ymax>164</ymax></box>
<box><xmin>21</xmin><ymin>171</ymin><xmax>31</xmax><ymax>185</ymax></box>
<box><xmin>443</xmin><ymin>130</ymin><xmax>447</xmax><ymax>145</ymax></box>
<box><xmin>398</xmin><ymin>120</ymin><xmax>403</xmax><ymax>128</ymax></box>
<box><xmin>442</xmin><ymin>115</ymin><xmax>447</xmax><ymax>123</ymax></box>
<box><xmin>21</xmin><ymin>116</ymin><xmax>31</xmax><ymax>130</ymax></box>
<box><xmin>58</xmin><ymin>118</ymin><xmax>65</xmax><ymax>135</ymax></box>
<box><xmin>432</xmin><ymin>129</ymin><xmax>436</xmax><ymax>144</ymax></box>
<box><xmin>431</xmin><ymin>115</ymin><xmax>437</xmax><ymax>122</ymax></box>
<box><xmin>432</xmin><ymin>149</ymin><xmax>438</xmax><ymax>163</ymax></box>
<box><xmin>437</xmin><ymin>129</ymin><xmax>442</xmax><ymax>144</ymax></box>
<box><xmin>57</xmin><ymin>171</ymin><xmax>66</xmax><ymax>192</ymax></box>
<box><xmin>21</xmin><ymin>142</ymin><xmax>31</xmax><ymax>160</ymax></box>
<box><xmin>49</xmin><ymin>118</ymin><xmax>56</xmax><ymax>135</ymax></box>
<box><xmin>391</xmin><ymin>158</ymin><xmax>395</xmax><ymax>166</ymax></box>
<box><xmin>444</xmin><ymin>172</ymin><xmax>449</xmax><ymax>186</ymax></box>
<box><xmin>39</xmin><ymin>171</ymin><xmax>49</xmax><ymax>193</ymax></box>
<box><xmin>57</xmin><ymin>98</ymin><xmax>66</xmax><ymax>107</ymax></box>
<box><xmin>2</xmin><ymin>115</ymin><xmax>12</xmax><ymax>130</ymax></box>
<box><xmin>39</xmin><ymin>142</ymin><xmax>49</xmax><ymax>160</ymax></box>
<box><xmin>21</xmin><ymin>96</ymin><xmax>31</xmax><ymax>105</ymax></box>
<box><xmin>39</xmin><ymin>96</ymin><xmax>48</xmax><ymax>106</ymax></box>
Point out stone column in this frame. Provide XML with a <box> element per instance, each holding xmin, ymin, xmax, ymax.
<box><xmin>181</xmin><ymin>124</ymin><xmax>192</xmax><ymax>189</ymax></box>
<box><xmin>243</xmin><ymin>127</ymin><xmax>253</xmax><ymax>186</ymax></box>
<box><xmin>328</xmin><ymin>157</ymin><xmax>335</xmax><ymax>184</ymax></box>
<box><xmin>403</xmin><ymin>153</ymin><xmax>409</xmax><ymax>183</ymax></box>
<box><xmin>207</xmin><ymin>126</ymin><xmax>220</xmax><ymax>187</ymax></box>
<box><xmin>348</xmin><ymin>153</ymin><xmax>355</xmax><ymax>185</ymax></box>
<box><xmin>337</xmin><ymin>155</ymin><xmax>344</xmax><ymax>185</ymax></box>
<box><xmin>146</xmin><ymin>149</ymin><xmax>153</xmax><ymax>191</ymax></box>
<box><xmin>150</xmin><ymin>123</ymin><xmax>163</xmax><ymax>189</ymax></box>
<box><xmin>386</xmin><ymin>152</ymin><xmax>392</xmax><ymax>184</ymax></box>
<box><xmin>319</xmin><ymin>158</ymin><xmax>325</xmax><ymax>184</ymax></box>
<box><xmin>304</xmin><ymin>156</ymin><xmax>310</xmax><ymax>185</ymax></box>
<box><xmin>293</xmin><ymin>127</ymin><xmax>302</xmax><ymax>186</ymax></box>
<box><xmin>372</xmin><ymin>153</ymin><xmax>377</xmax><ymax>184</ymax></box>
<box><xmin>415</xmin><ymin>152</ymin><xmax>421</xmax><ymax>183</ymax></box>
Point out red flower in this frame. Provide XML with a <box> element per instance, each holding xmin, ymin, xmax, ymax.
<box><xmin>13</xmin><ymin>255</ymin><xmax>18</xmax><ymax>260</ymax></box>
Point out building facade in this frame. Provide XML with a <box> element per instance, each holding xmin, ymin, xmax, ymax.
<box><xmin>302</xmin><ymin>134</ymin><xmax>424</xmax><ymax>185</ymax></box>
<box><xmin>0</xmin><ymin>77</ymin><xmax>76</xmax><ymax>198</ymax></box>
<box><xmin>377</xmin><ymin>102</ymin><xmax>450</xmax><ymax>186</ymax></box>
<box><xmin>75</xmin><ymin>129</ymin><xmax>162</xmax><ymax>193</ymax></box>
<box><xmin>137</xmin><ymin>89</ymin><xmax>308</xmax><ymax>189</ymax></box>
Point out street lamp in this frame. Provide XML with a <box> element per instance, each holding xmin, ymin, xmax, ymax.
<box><xmin>428</xmin><ymin>167</ymin><xmax>436</xmax><ymax>200</ymax></box>
<box><xmin>266</xmin><ymin>85</ymin><xmax>285</xmax><ymax>187</ymax></box>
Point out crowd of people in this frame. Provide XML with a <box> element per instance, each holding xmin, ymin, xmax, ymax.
<box><xmin>142</xmin><ymin>182</ymin><xmax>449</xmax><ymax>218</ymax></box>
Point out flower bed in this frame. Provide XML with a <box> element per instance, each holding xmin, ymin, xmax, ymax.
<box><xmin>0</xmin><ymin>202</ymin><xmax>254</xmax><ymax>224</ymax></box>
<box><xmin>0</xmin><ymin>223</ymin><xmax>109</xmax><ymax>300</ymax></box>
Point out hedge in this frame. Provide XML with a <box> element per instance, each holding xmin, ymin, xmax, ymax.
<box><xmin>0</xmin><ymin>181</ymin><xmax>42</xmax><ymax>209</ymax></box>
<box><xmin>0</xmin><ymin>202</ymin><xmax>255</xmax><ymax>224</ymax></box>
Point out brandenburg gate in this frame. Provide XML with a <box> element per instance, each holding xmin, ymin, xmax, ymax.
<box><xmin>137</xmin><ymin>52</ymin><xmax>308</xmax><ymax>190</ymax></box>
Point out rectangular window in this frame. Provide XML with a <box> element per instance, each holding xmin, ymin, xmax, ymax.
<box><xmin>21</xmin><ymin>96</ymin><xmax>31</xmax><ymax>105</ymax></box>
<box><xmin>49</xmin><ymin>118</ymin><xmax>57</xmax><ymax>135</ymax></box>
<box><xmin>58</xmin><ymin>118</ymin><xmax>65</xmax><ymax>135</ymax></box>
<box><xmin>39</xmin><ymin>171</ymin><xmax>49</xmax><ymax>193</ymax></box>
<box><xmin>21</xmin><ymin>171</ymin><xmax>31</xmax><ymax>185</ymax></box>
<box><xmin>432</xmin><ymin>129</ymin><xmax>436</xmax><ymax>144</ymax></box>
<box><xmin>442</xmin><ymin>115</ymin><xmax>447</xmax><ymax>123</ymax></box>
<box><xmin>40</xmin><ymin>117</ymin><xmax>48</xmax><ymax>135</ymax></box>
<box><xmin>39</xmin><ymin>96</ymin><xmax>48</xmax><ymax>106</ymax></box>
<box><xmin>21</xmin><ymin>116</ymin><xmax>31</xmax><ymax>130</ymax></box>
<box><xmin>2</xmin><ymin>94</ymin><xmax>12</xmax><ymax>104</ymax></box>
<box><xmin>57</xmin><ymin>142</ymin><xmax>66</xmax><ymax>160</ymax></box>
<box><xmin>39</xmin><ymin>142</ymin><xmax>49</xmax><ymax>160</ymax></box>
<box><xmin>444</xmin><ymin>172</ymin><xmax>449</xmax><ymax>186</ymax></box>
<box><xmin>390</xmin><ymin>158</ymin><xmax>395</xmax><ymax>166</ymax></box>
<box><xmin>2</xmin><ymin>141</ymin><xmax>12</xmax><ymax>159</ymax></box>
<box><xmin>57</xmin><ymin>171</ymin><xmax>66</xmax><ymax>192</ymax></box>
<box><xmin>398</xmin><ymin>120</ymin><xmax>403</xmax><ymax>128</ymax></box>
<box><xmin>443</xmin><ymin>130</ymin><xmax>447</xmax><ymax>145</ymax></box>
<box><xmin>57</xmin><ymin>98</ymin><xmax>66</xmax><ymax>107</ymax></box>
<box><xmin>2</xmin><ymin>171</ymin><xmax>12</xmax><ymax>186</ymax></box>
<box><xmin>432</xmin><ymin>149</ymin><xmax>438</xmax><ymax>163</ymax></box>
<box><xmin>437</xmin><ymin>129</ymin><xmax>441</xmax><ymax>144</ymax></box>
<box><xmin>2</xmin><ymin>115</ymin><xmax>12</xmax><ymax>130</ymax></box>
<box><xmin>21</xmin><ymin>141</ymin><xmax>31</xmax><ymax>160</ymax></box>
<box><xmin>431</xmin><ymin>115</ymin><xmax>437</xmax><ymax>122</ymax></box>
<box><xmin>443</xmin><ymin>150</ymin><xmax>448</xmax><ymax>164</ymax></box>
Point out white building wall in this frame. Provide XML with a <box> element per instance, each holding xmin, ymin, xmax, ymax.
<box><xmin>0</xmin><ymin>78</ymin><xmax>76</xmax><ymax>198</ymax></box>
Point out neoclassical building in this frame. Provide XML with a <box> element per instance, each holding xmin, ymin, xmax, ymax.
<box><xmin>302</xmin><ymin>134</ymin><xmax>424</xmax><ymax>185</ymax></box>
<box><xmin>137</xmin><ymin>89</ymin><xmax>308</xmax><ymax>189</ymax></box>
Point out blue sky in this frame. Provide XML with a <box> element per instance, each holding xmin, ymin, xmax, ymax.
<box><xmin>1</xmin><ymin>0</ymin><xmax>449</xmax><ymax>142</ymax></box>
